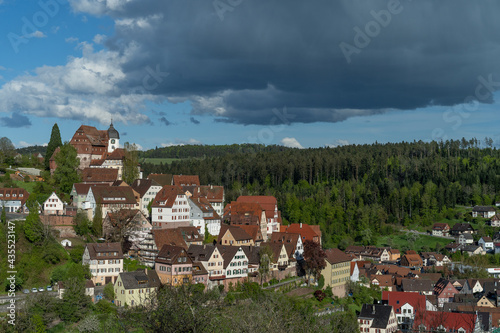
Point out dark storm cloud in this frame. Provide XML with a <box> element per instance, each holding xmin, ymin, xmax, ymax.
<box><xmin>159</xmin><ymin>117</ymin><xmax>172</xmax><ymax>126</ymax></box>
<box><xmin>190</xmin><ymin>117</ymin><xmax>200</xmax><ymax>125</ymax></box>
<box><xmin>0</xmin><ymin>113</ymin><xmax>31</xmax><ymax>128</ymax></box>
<box><xmin>89</xmin><ymin>0</ymin><xmax>500</xmax><ymax>124</ymax></box>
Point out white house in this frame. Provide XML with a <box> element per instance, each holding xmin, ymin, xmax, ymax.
<box><xmin>131</xmin><ymin>179</ymin><xmax>162</xmax><ymax>218</ymax></box>
<box><xmin>43</xmin><ymin>192</ymin><xmax>64</xmax><ymax>215</ymax></box>
<box><xmin>0</xmin><ymin>188</ymin><xmax>29</xmax><ymax>213</ymax></box>
<box><xmin>188</xmin><ymin>197</ymin><xmax>221</xmax><ymax>236</ymax></box>
<box><xmin>478</xmin><ymin>236</ymin><xmax>494</xmax><ymax>252</ymax></box>
<box><xmin>219</xmin><ymin>246</ymin><xmax>249</xmax><ymax>280</ymax></box>
<box><xmin>458</xmin><ymin>233</ymin><xmax>474</xmax><ymax>245</ymax></box>
<box><xmin>151</xmin><ymin>185</ymin><xmax>191</xmax><ymax>229</ymax></box>
<box><xmin>472</xmin><ymin>206</ymin><xmax>496</xmax><ymax>218</ymax></box>
<box><xmin>82</xmin><ymin>242</ymin><xmax>124</xmax><ymax>286</ymax></box>
<box><xmin>61</xmin><ymin>239</ymin><xmax>72</xmax><ymax>247</ymax></box>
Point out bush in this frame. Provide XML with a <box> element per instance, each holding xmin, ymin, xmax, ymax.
<box><xmin>95</xmin><ymin>299</ymin><xmax>117</xmax><ymax>315</ymax></box>
<box><xmin>103</xmin><ymin>282</ymin><xmax>115</xmax><ymax>301</ymax></box>
<box><xmin>314</xmin><ymin>289</ymin><xmax>325</xmax><ymax>302</ymax></box>
<box><xmin>269</xmin><ymin>278</ymin><xmax>279</xmax><ymax>286</ymax></box>
<box><xmin>324</xmin><ymin>286</ymin><xmax>333</xmax><ymax>299</ymax></box>
<box><xmin>317</xmin><ymin>275</ymin><xmax>325</xmax><ymax>289</ymax></box>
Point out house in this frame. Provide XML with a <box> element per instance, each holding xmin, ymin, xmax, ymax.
<box><xmin>187</xmin><ymin>244</ymin><xmax>225</xmax><ymax>289</ymax></box>
<box><xmin>261</xmin><ymin>242</ymin><xmax>290</xmax><ymax>272</ymax></box>
<box><xmin>358</xmin><ymin>304</ymin><xmax>398</xmax><ymax>333</ymax></box>
<box><xmin>70</xmin><ymin>183</ymin><xmax>107</xmax><ymax>209</ymax></box>
<box><xmin>445</xmin><ymin>242</ymin><xmax>461</xmax><ymax>253</ymax></box>
<box><xmin>434</xmin><ymin>279</ymin><xmax>459</xmax><ymax>307</ymax></box>
<box><xmin>495</xmin><ymin>243</ymin><xmax>500</xmax><ymax>255</ymax></box>
<box><xmin>114</xmin><ymin>269</ymin><xmax>160</xmax><ymax>307</ymax></box>
<box><xmin>412</xmin><ymin>310</ymin><xmax>476</xmax><ymax>333</ymax></box>
<box><xmin>0</xmin><ymin>188</ymin><xmax>30</xmax><ymax>213</ymax></box>
<box><xmin>192</xmin><ymin>262</ymin><xmax>209</xmax><ymax>287</ymax></box>
<box><xmin>490</xmin><ymin>214</ymin><xmax>500</xmax><ymax>227</ymax></box>
<box><xmin>270</xmin><ymin>232</ymin><xmax>303</xmax><ymax>258</ymax></box>
<box><xmin>241</xmin><ymin>246</ymin><xmax>262</xmax><ymax>276</ymax></box>
<box><xmin>57</xmin><ymin>280</ymin><xmax>95</xmax><ymax>301</ymax></box>
<box><xmin>281</xmin><ymin>223</ymin><xmax>322</xmax><ymax>245</ymax></box>
<box><xmin>432</xmin><ymin>223</ymin><xmax>450</xmax><ymax>237</ymax></box>
<box><xmin>70</xmin><ymin>123</ymin><xmax>119</xmax><ymax>170</ymax></box>
<box><xmin>472</xmin><ymin>205</ymin><xmax>496</xmax><ymax>218</ymax></box>
<box><xmin>381</xmin><ymin>291</ymin><xmax>433</xmax><ymax>332</ymax></box>
<box><xmin>151</xmin><ymin>185</ymin><xmax>190</xmax><ymax>229</ymax></box>
<box><xmin>462</xmin><ymin>245</ymin><xmax>484</xmax><ymax>256</ymax></box>
<box><xmin>86</xmin><ymin>186</ymin><xmax>139</xmax><ymax>220</ymax></box>
<box><xmin>458</xmin><ymin>233</ymin><xmax>474</xmax><ymax>245</ymax></box>
<box><xmin>218</xmin><ymin>224</ymin><xmax>255</xmax><ymax>247</ymax></box>
<box><xmin>400</xmin><ymin>253</ymin><xmax>423</xmax><ymax>268</ymax></box>
<box><xmin>131</xmin><ymin>178</ymin><xmax>163</xmax><ymax>217</ymax></box>
<box><xmin>81</xmin><ymin>167</ymin><xmax>119</xmax><ymax>185</ymax></box>
<box><xmin>188</xmin><ymin>196</ymin><xmax>221</xmax><ymax>236</ymax></box>
<box><xmin>191</xmin><ymin>185</ymin><xmax>225</xmax><ymax>217</ymax></box>
<box><xmin>155</xmin><ymin>245</ymin><xmax>193</xmax><ymax>286</ymax></box>
<box><xmin>224</xmin><ymin>201</ymin><xmax>268</xmax><ymax>242</ymax></box>
<box><xmin>477</xmin><ymin>295</ymin><xmax>496</xmax><ymax>308</ymax></box>
<box><xmin>388</xmin><ymin>249</ymin><xmax>400</xmax><ymax>262</ymax></box>
<box><xmin>103</xmin><ymin>209</ymin><xmax>151</xmax><ymax>253</ymax></box>
<box><xmin>173</xmin><ymin>175</ymin><xmax>200</xmax><ymax>187</ymax></box>
<box><xmin>82</xmin><ymin>242</ymin><xmax>124</xmax><ymax>286</ymax></box>
<box><xmin>236</xmin><ymin>196</ymin><xmax>282</xmax><ymax>236</ymax></box>
<box><xmin>401</xmin><ymin>279</ymin><xmax>433</xmax><ymax>295</ymax></box>
<box><xmin>147</xmin><ymin>173</ymin><xmax>173</xmax><ymax>187</ymax></box>
<box><xmin>479</xmin><ymin>236</ymin><xmax>494</xmax><ymax>251</ymax></box>
<box><xmin>345</xmin><ymin>246</ymin><xmax>391</xmax><ymax>262</ymax></box>
<box><xmin>61</xmin><ymin>239</ymin><xmax>72</xmax><ymax>247</ymax></box>
<box><xmin>450</xmin><ymin>223</ymin><xmax>475</xmax><ymax>236</ymax></box>
<box><xmin>371</xmin><ymin>275</ymin><xmax>395</xmax><ymax>291</ymax></box>
<box><xmin>217</xmin><ymin>245</ymin><xmax>249</xmax><ymax>287</ymax></box>
<box><xmin>91</xmin><ymin>148</ymin><xmax>141</xmax><ymax>181</ymax></box>
<box><xmin>420</xmin><ymin>252</ymin><xmax>451</xmax><ymax>267</ymax></box>
<box><xmin>42</xmin><ymin>192</ymin><xmax>64</xmax><ymax>215</ymax></box>
<box><xmin>321</xmin><ymin>248</ymin><xmax>351</xmax><ymax>297</ymax></box>
<box><xmin>238</xmin><ymin>225</ymin><xmax>264</xmax><ymax>246</ymax></box>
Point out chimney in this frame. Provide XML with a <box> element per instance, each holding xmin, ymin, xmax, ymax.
<box><xmin>300</xmin><ymin>223</ymin><xmax>302</xmax><ymax>228</ymax></box>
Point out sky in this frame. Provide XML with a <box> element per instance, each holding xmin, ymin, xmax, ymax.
<box><xmin>1</xmin><ymin>0</ymin><xmax>500</xmax><ymax>150</ymax></box>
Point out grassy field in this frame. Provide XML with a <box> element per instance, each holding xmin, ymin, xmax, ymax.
<box><xmin>140</xmin><ymin>157</ymin><xmax>182</xmax><ymax>165</ymax></box>
<box><xmin>376</xmin><ymin>233</ymin><xmax>452</xmax><ymax>252</ymax></box>
<box><xmin>13</xmin><ymin>180</ymin><xmax>38</xmax><ymax>193</ymax></box>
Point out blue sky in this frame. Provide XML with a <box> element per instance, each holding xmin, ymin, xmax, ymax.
<box><xmin>1</xmin><ymin>1</ymin><xmax>500</xmax><ymax>150</ymax></box>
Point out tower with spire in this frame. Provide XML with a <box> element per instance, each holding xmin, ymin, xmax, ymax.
<box><xmin>107</xmin><ymin>121</ymin><xmax>120</xmax><ymax>153</ymax></box>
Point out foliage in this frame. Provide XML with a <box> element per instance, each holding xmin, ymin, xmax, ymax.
<box><xmin>74</xmin><ymin>212</ymin><xmax>92</xmax><ymax>236</ymax></box>
<box><xmin>69</xmin><ymin>245</ymin><xmax>85</xmax><ymax>264</ymax></box>
<box><xmin>92</xmin><ymin>203</ymin><xmax>103</xmax><ymax>237</ymax></box>
<box><xmin>51</xmin><ymin>262</ymin><xmax>91</xmax><ymax>284</ymax></box>
<box><xmin>44</xmin><ymin>123</ymin><xmax>62</xmax><ymax>170</ymax></box>
<box><xmin>77</xmin><ymin>314</ymin><xmax>101</xmax><ymax>333</ymax></box>
<box><xmin>124</xmin><ymin>258</ymin><xmax>149</xmax><ymax>272</ymax></box>
<box><xmin>317</xmin><ymin>274</ymin><xmax>325</xmax><ymax>289</ymax></box>
<box><xmin>0</xmin><ymin>136</ymin><xmax>16</xmax><ymax>166</ymax></box>
<box><xmin>59</xmin><ymin>277</ymin><xmax>93</xmax><ymax>322</ymax></box>
<box><xmin>103</xmin><ymin>282</ymin><xmax>115</xmax><ymax>301</ymax></box>
<box><xmin>123</xmin><ymin>142</ymin><xmax>140</xmax><ymax>185</ymax></box>
<box><xmin>314</xmin><ymin>289</ymin><xmax>326</xmax><ymax>302</ymax></box>
<box><xmin>303</xmin><ymin>240</ymin><xmax>326</xmax><ymax>283</ymax></box>
<box><xmin>53</xmin><ymin>142</ymin><xmax>81</xmax><ymax>193</ymax></box>
<box><xmin>258</xmin><ymin>244</ymin><xmax>273</xmax><ymax>285</ymax></box>
<box><xmin>1</xmin><ymin>205</ymin><xmax>6</xmax><ymax>224</ymax></box>
<box><xmin>23</xmin><ymin>208</ymin><xmax>44</xmax><ymax>244</ymax></box>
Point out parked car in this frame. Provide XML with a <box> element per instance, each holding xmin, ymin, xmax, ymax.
<box><xmin>38</xmin><ymin>287</ymin><xmax>44</xmax><ymax>292</ymax></box>
<box><xmin>46</xmin><ymin>286</ymin><xmax>52</xmax><ymax>291</ymax></box>
<box><xmin>23</xmin><ymin>289</ymin><xmax>29</xmax><ymax>294</ymax></box>
<box><xmin>31</xmin><ymin>288</ymin><xmax>37</xmax><ymax>293</ymax></box>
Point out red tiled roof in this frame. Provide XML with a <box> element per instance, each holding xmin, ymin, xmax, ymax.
<box><xmin>281</xmin><ymin>223</ymin><xmax>321</xmax><ymax>243</ymax></box>
<box><xmin>236</xmin><ymin>196</ymin><xmax>277</xmax><ymax>220</ymax></box>
<box><xmin>153</xmin><ymin>185</ymin><xmax>185</xmax><ymax>208</ymax></box>
<box><xmin>0</xmin><ymin>188</ymin><xmax>30</xmax><ymax>206</ymax></box>
<box><xmin>81</xmin><ymin>168</ymin><xmax>119</xmax><ymax>183</ymax></box>
<box><xmin>191</xmin><ymin>185</ymin><xmax>224</xmax><ymax>202</ymax></box>
<box><xmin>324</xmin><ymin>248</ymin><xmax>351</xmax><ymax>265</ymax></box>
<box><xmin>413</xmin><ymin>311</ymin><xmax>476</xmax><ymax>333</ymax></box>
<box><xmin>147</xmin><ymin>174</ymin><xmax>173</xmax><ymax>186</ymax></box>
<box><xmin>173</xmin><ymin>175</ymin><xmax>200</xmax><ymax>186</ymax></box>
<box><xmin>218</xmin><ymin>224</ymin><xmax>253</xmax><ymax>242</ymax></box>
<box><xmin>382</xmin><ymin>291</ymin><xmax>426</xmax><ymax>314</ymax></box>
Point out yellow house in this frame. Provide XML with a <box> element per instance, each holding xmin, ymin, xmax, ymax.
<box><xmin>477</xmin><ymin>295</ymin><xmax>495</xmax><ymax>308</ymax></box>
<box><xmin>321</xmin><ymin>248</ymin><xmax>352</xmax><ymax>297</ymax></box>
<box><xmin>114</xmin><ymin>269</ymin><xmax>161</xmax><ymax>307</ymax></box>
<box><xmin>155</xmin><ymin>245</ymin><xmax>193</xmax><ymax>286</ymax></box>
<box><xmin>218</xmin><ymin>225</ymin><xmax>255</xmax><ymax>246</ymax></box>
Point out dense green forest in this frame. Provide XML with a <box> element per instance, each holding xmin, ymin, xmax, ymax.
<box><xmin>142</xmin><ymin>139</ymin><xmax>500</xmax><ymax>249</ymax></box>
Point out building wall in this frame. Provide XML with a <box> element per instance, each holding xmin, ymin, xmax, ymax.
<box><xmin>322</xmin><ymin>260</ymin><xmax>350</xmax><ymax>298</ymax></box>
<box><xmin>152</xmin><ymin>195</ymin><xmax>191</xmax><ymax>229</ymax></box>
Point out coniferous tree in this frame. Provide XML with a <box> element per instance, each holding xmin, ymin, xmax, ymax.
<box><xmin>44</xmin><ymin>123</ymin><xmax>62</xmax><ymax>170</ymax></box>
<box><xmin>92</xmin><ymin>203</ymin><xmax>103</xmax><ymax>237</ymax></box>
<box><xmin>53</xmin><ymin>142</ymin><xmax>80</xmax><ymax>193</ymax></box>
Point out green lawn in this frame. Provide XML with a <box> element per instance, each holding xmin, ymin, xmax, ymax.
<box><xmin>141</xmin><ymin>158</ymin><xmax>182</xmax><ymax>165</ymax></box>
<box><xmin>376</xmin><ymin>233</ymin><xmax>452</xmax><ymax>252</ymax></box>
<box><xmin>12</xmin><ymin>180</ymin><xmax>38</xmax><ymax>193</ymax></box>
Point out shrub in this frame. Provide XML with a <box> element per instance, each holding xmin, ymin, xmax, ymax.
<box><xmin>317</xmin><ymin>275</ymin><xmax>325</xmax><ymax>289</ymax></box>
<box><xmin>314</xmin><ymin>289</ymin><xmax>325</xmax><ymax>302</ymax></box>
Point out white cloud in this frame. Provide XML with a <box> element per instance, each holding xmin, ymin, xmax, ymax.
<box><xmin>17</xmin><ymin>141</ymin><xmax>47</xmax><ymax>148</ymax></box>
<box><xmin>93</xmin><ymin>34</ymin><xmax>106</xmax><ymax>44</ymax></box>
<box><xmin>326</xmin><ymin>139</ymin><xmax>350</xmax><ymax>148</ymax></box>
<box><xmin>281</xmin><ymin>137</ymin><xmax>303</xmax><ymax>149</ymax></box>
<box><xmin>0</xmin><ymin>66</ymin><xmax>6</xmax><ymax>70</ymax></box>
<box><xmin>65</xmin><ymin>37</ymin><xmax>79</xmax><ymax>43</ymax></box>
<box><xmin>161</xmin><ymin>138</ymin><xmax>202</xmax><ymax>147</ymax></box>
<box><xmin>29</xmin><ymin>31</ymin><xmax>47</xmax><ymax>38</ymax></box>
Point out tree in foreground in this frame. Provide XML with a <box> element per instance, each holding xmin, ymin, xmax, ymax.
<box><xmin>23</xmin><ymin>199</ymin><xmax>45</xmax><ymax>244</ymax></box>
<box><xmin>53</xmin><ymin>142</ymin><xmax>80</xmax><ymax>193</ymax></box>
<box><xmin>59</xmin><ymin>277</ymin><xmax>92</xmax><ymax>323</ymax></box>
<box><xmin>258</xmin><ymin>245</ymin><xmax>274</xmax><ymax>285</ymax></box>
<box><xmin>0</xmin><ymin>136</ymin><xmax>16</xmax><ymax>166</ymax></box>
<box><xmin>303</xmin><ymin>239</ymin><xmax>326</xmax><ymax>284</ymax></box>
<box><xmin>122</xmin><ymin>142</ymin><xmax>139</xmax><ymax>184</ymax></box>
<box><xmin>44</xmin><ymin>123</ymin><xmax>62</xmax><ymax>170</ymax></box>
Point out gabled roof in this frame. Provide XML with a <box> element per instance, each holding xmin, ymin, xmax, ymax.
<box><xmin>0</xmin><ymin>188</ymin><xmax>30</xmax><ymax>206</ymax></box>
<box><xmin>218</xmin><ymin>224</ymin><xmax>253</xmax><ymax>243</ymax></box>
<box><xmin>473</xmin><ymin>205</ymin><xmax>496</xmax><ymax>212</ymax></box>
<box><xmin>119</xmin><ymin>269</ymin><xmax>161</xmax><ymax>290</ymax></box>
<box><xmin>187</xmin><ymin>244</ymin><xmax>217</xmax><ymax>262</ymax></box>
<box><xmin>156</xmin><ymin>245</ymin><xmax>193</xmax><ymax>266</ymax></box>
<box><xmin>401</xmin><ymin>278</ymin><xmax>433</xmax><ymax>292</ymax></box>
<box><xmin>236</xmin><ymin>196</ymin><xmax>277</xmax><ymax>220</ymax></box>
<box><xmin>324</xmin><ymin>248</ymin><xmax>351</xmax><ymax>265</ymax></box>
<box><xmin>260</xmin><ymin>242</ymin><xmax>285</xmax><ymax>263</ymax></box>
<box><xmin>270</xmin><ymin>232</ymin><xmax>300</xmax><ymax>246</ymax></box>
<box><xmin>106</xmin><ymin>148</ymin><xmax>126</xmax><ymax>160</ymax></box>
<box><xmin>413</xmin><ymin>310</ymin><xmax>476</xmax><ymax>332</ymax></box>
<box><xmin>238</xmin><ymin>225</ymin><xmax>263</xmax><ymax>243</ymax></box>
<box><xmin>240</xmin><ymin>246</ymin><xmax>261</xmax><ymax>265</ymax></box>
<box><xmin>216</xmin><ymin>245</ymin><xmax>244</xmax><ymax>269</ymax></box>
<box><xmin>432</xmin><ymin>222</ymin><xmax>450</xmax><ymax>230</ymax></box>
<box><xmin>153</xmin><ymin>228</ymin><xmax>188</xmax><ymax>250</ymax></box>
<box><xmin>105</xmin><ymin>209</ymin><xmax>144</xmax><ymax>228</ymax></box>
<box><xmin>189</xmin><ymin>197</ymin><xmax>215</xmax><ymax>214</ymax></box>
<box><xmin>382</xmin><ymin>291</ymin><xmax>426</xmax><ymax>314</ymax></box>
<box><xmin>460</xmin><ymin>233</ymin><xmax>474</xmax><ymax>240</ymax></box>
<box><xmin>224</xmin><ymin>201</ymin><xmax>264</xmax><ymax>225</ymax></box>
<box><xmin>358</xmin><ymin>304</ymin><xmax>394</xmax><ymax>329</ymax></box>
<box><xmin>281</xmin><ymin>223</ymin><xmax>321</xmax><ymax>243</ymax></box>
<box><xmin>451</xmin><ymin>223</ymin><xmax>475</xmax><ymax>232</ymax></box>
<box><xmin>131</xmin><ymin>179</ymin><xmax>160</xmax><ymax>197</ymax></box>
<box><xmin>82</xmin><ymin>168</ymin><xmax>119</xmax><ymax>183</ymax></box>
<box><xmin>372</xmin><ymin>275</ymin><xmax>395</xmax><ymax>287</ymax></box>
<box><xmin>147</xmin><ymin>173</ymin><xmax>173</xmax><ymax>187</ymax></box>
<box><xmin>173</xmin><ymin>175</ymin><xmax>200</xmax><ymax>186</ymax></box>
<box><xmin>153</xmin><ymin>185</ymin><xmax>185</xmax><ymax>208</ymax></box>
<box><xmin>192</xmin><ymin>261</ymin><xmax>208</xmax><ymax>276</ymax></box>
<box><xmin>480</xmin><ymin>236</ymin><xmax>492</xmax><ymax>242</ymax></box>
<box><xmin>72</xmin><ymin>183</ymin><xmax>108</xmax><ymax>196</ymax></box>
<box><xmin>85</xmin><ymin>242</ymin><xmax>123</xmax><ymax>260</ymax></box>
<box><xmin>90</xmin><ymin>186</ymin><xmax>137</xmax><ymax>204</ymax></box>
<box><xmin>434</xmin><ymin>279</ymin><xmax>458</xmax><ymax>295</ymax></box>
<box><xmin>191</xmin><ymin>185</ymin><xmax>224</xmax><ymax>202</ymax></box>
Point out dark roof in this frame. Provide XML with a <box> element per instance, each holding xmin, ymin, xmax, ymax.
<box><xmin>131</xmin><ymin>179</ymin><xmax>160</xmax><ymax>197</ymax></box>
<box><xmin>191</xmin><ymin>185</ymin><xmax>224</xmax><ymax>202</ymax></box>
<box><xmin>216</xmin><ymin>245</ymin><xmax>245</xmax><ymax>269</ymax></box>
<box><xmin>241</xmin><ymin>246</ymin><xmax>261</xmax><ymax>265</ymax></box>
<box><xmin>192</xmin><ymin>261</ymin><xmax>208</xmax><ymax>276</ymax></box>
<box><xmin>473</xmin><ymin>205</ymin><xmax>496</xmax><ymax>212</ymax></box>
<box><xmin>86</xmin><ymin>242</ymin><xmax>123</xmax><ymax>260</ymax></box>
<box><xmin>153</xmin><ymin>229</ymin><xmax>187</xmax><ymax>250</ymax></box>
<box><xmin>91</xmin><ymin>186</ymin><xmax>137</xmax><ymax>204</ymax></box>
<box><xmin>358</xmin><ymin>304</ymin><xmax>394</xmax><ymax>329</ymax></box>
<box><xmin>119</xmin><ymin>269</ymin><xmax>161</xmax><ymax>290</ymax></box>
<box><xmin>173</xmin><ymin>175</ymin><xmax>200</xmax><ymax>186</ymax></box>
<box><xmin>107</xmin><ymin>122</ymin><xmax>120</xmax><ymax>139</ymax></box>
<box><xmin>401</xmin><ymin>279</ymin><xmax>433</xmax><ymax>292</ymax></box>
<box><xmin>156</xmin><ymin>245</ymin><xmax>193</xmax><ymax>265</ymax></box>
<box><xmin>218</xmin><ymin>224</ymin><xmax>253</xmax><ymax>242</ymax></box>
<box><xmin>147</xmin><ymin>173</ymin><xmax>173</xmax><ymax>187</ymax></box>
<box><xmin>324</xmin><ymin>248</ymin><xmax>351</xmax><ymax>265</ymax></box>
<box><xmin>451</xmin><ymin>223</ymin><xmax>475</xmax><ymax>232</ymax></box>
<box><xmin>187</xmin><ymin>244</ymin><xmax>217</xmax><ymax>262</ymax></box>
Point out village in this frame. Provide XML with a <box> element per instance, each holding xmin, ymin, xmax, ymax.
<box><xmin>3</xmin><ymin>124</ymin><xmax>500</xmax><ymax>332</ymax></box>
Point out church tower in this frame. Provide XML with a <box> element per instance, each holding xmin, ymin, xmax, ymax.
<box><xmin>107</xmin><ymin>121</ymin><xmax>120</xmax><ymax>153</ymax></box>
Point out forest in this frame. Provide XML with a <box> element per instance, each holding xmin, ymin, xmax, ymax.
<box><xmin>141</xmin><ymin>139</ymin><xmax>500</xmax><ymax>249</ymax></box>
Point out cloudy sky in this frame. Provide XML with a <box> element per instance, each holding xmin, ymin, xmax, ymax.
<box><xmin>1</xmin><ymin>0</ymin><xmax>500</xmax><ymax>150</ymax></box>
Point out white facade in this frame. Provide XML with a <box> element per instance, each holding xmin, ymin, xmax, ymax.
<box><xmin>152</xmin><ymin>194</ymin><xmax>190</xmax><ymax>229</ymax></box>
<box><xmin>478</xmin><ymin>237</ymin><xmax>494</xmax><ymax>251</ymax></box>
<box><xmin>82</xmin><ymin>247</ymin><xmax>123</xmax><ymax>286</ymax></box>
<box><xmin>43</xmin><ymin>192</ymin><xmax>64</xmax><ymax>215</ymax></box>
<box><xmin>458</xmin><ymin>234</ymin><xmax>474</xmax><ymax>245</ymax></box>
<box><xmin>140</xmin><ymin>184</ymin><xmax>162</xmax><ymax>217</ymax></box>
<box><xmin>225</xmin><ymin>247</ymin><xmax>249</xmax><ymax>279</ymax></box>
